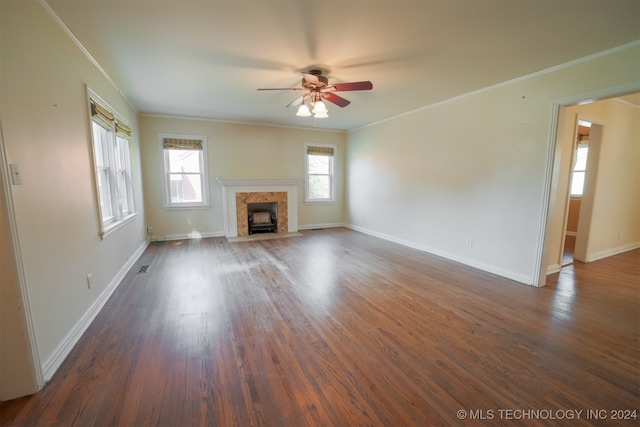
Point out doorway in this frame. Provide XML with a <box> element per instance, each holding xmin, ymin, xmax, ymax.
<box><xmin>538</xmin><ymin>86</ymin><xmax>640</xmax><ymax>287</ymax></box>
<box><xmin>555</xmin><ymin>117</ymin><xmax>605</xmax><ymax>269</ymax></box>
<box><xmin>561</xmin><ymin>119</ymin><xmax>593</xmax><ymax>266</ymax></box>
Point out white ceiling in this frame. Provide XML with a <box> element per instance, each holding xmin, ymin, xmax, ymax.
<box><xmin>45</xmin><ymin>0</ymin><xmax>640</xmax><ymax>131</ymax></box>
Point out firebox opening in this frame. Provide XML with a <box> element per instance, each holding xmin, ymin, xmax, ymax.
<box><xmin>248</xmin><ymin>202</ymin><xmax>278</xmax><ymax>235</ymax></box>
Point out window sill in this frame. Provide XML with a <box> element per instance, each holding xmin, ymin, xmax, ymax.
<box><xmin>304</xmin><ymin>199</ymin><xmax>337</xmax><ymax>205</ymax></box>
<box><xmin>100</xmin><ymin>213</ymin><xmax>137</xmax><ymax>239</ymax></box>
<box><xmin>162</xmin><ymin>204</ymin><xmax>212</xmax><ymax>211</ymax></box>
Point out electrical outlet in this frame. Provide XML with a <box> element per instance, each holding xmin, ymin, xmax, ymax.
<box><xmin>147</xmin><ymin>226</ymin><xmax>153</xmax><ymax>234</ymax></box>
<box><xmin>618</xmin><ymin>232</ymin><xmax>622</xmax><ymax>240</ymax></box>
<box><xmin>465</xmin><ymin>238</ymin><xmax>473</xmax><ymax>248</ymax></box>
<box><xmin>86</xmin><ymin>274</ymin><xmax>93</xmax><ymax>289</ymax></box>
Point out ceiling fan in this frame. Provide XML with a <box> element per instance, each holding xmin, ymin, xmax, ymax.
<box><xmin>257</xmin><ymin>69</ymin><xmax>373</xmax><ymax>118</ymax></box>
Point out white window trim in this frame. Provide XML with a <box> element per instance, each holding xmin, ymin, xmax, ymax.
<box><xmin>87</xmin><ymin>88</ymin><xmax>137</xmax><ymax>239</ymax></box>
<box><xmin>304</xmin><ymin>142</ymin><xmax>337</xmax><ymax>204</ymax></box>
<box><xmin>159</xmin><ymin>133</ymin><xmax>211</xmax><ymax>210</ymax></box>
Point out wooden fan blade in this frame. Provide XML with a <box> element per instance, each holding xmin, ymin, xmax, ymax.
<box><xmin>331</xmin><ymin>81</ymin><xmax>373</xmax><ymax>92</ymax></box>
<box><xmin>323</xmin><ymin>92</ymin><xmax>351</xmax><ymax>108</ymax></box>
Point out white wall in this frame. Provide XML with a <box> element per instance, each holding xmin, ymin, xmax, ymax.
<box><xmin>1</xmin><ymin>1</ymin><xmax>146</xmax><ymax>388</ymax></box>
<box><xmin>545</xmin><ymin>98</ymin><xmax>640</xmax><ymax>269</ymax></box>
<box><xmin>346</xmin><ymin>44</ymin><xmax>640</xmax><ymax>285</ymax></box>
<box><xmin>139</xmin><ymin>115</ymin><xmax>347</xmax><ymax>238</ymax></box>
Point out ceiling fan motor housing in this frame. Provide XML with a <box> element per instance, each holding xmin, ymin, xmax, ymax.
<box><xmin>302</xmin><ymin>69</ymin><xmax>328</xmax><ymax>89</ymax></box>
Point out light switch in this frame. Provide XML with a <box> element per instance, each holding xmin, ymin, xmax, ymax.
<box><xmin>9</xmin><ymin>164</ymin><xmax>22</xmax><ymax>185</ymax></box>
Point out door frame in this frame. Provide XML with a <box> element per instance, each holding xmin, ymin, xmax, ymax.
<box><xmin>558</xmin><ymin>116</ymin><xmax>588</xmax><ymax>267</ymax></box>
<box><xmin>0</xmin><ymin>121</ymin><xmax>44</xmax><ymax>395</ymax></box>
<box><xmin>558</xmin><ymin>117</ymin><xmax>600</xmax><ymax>267</ymax></box>
<box><xmin>533</xmin><ymin>81</ymin><xmax>640</xmax><ymax>287</ymax></box>
<box><xmin>573</xmin><ymin>122</ymin><xmax>604</xmax><ymax>262</ymax></box>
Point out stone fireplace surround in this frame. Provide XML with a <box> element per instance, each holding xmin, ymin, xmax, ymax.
<box><xmin>216</xmin><ymin>178</ymin><xmax>302</xmax><ymax>238</ymax></box>
<box><xmin>238</xmin><ymin>192</ymin><xmax>286</xmax><ymax>236</ymax></box>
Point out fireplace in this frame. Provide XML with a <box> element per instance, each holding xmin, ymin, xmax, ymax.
<box><xmin>236</xmin><ymin>192</ymin><xmax>287</xmax><ymax>236</ymax></box>
<box><xmin>248</xmin><ymin>202</ymin><xmax>277</xmax><ymax>234</ymax></box>
<box><xmin>217</xmin><ymin>178</ymin><xmax>301</xmax><ymax>238</ymax></box>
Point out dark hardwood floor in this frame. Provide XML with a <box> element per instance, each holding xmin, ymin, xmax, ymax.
<box><xmin>562</xmin><ymin>234</ymin><xmax>576</xmax><ymax>266</ymax></box>
<box><xmin>2</xmin><ymin>228</ymin><xmax>639</xmax><ymax>426</ymax></box>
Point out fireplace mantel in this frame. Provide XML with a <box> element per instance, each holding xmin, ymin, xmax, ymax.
<box><xmin>216</xmin><ymin>178</ymin><xmax>302</xmax><ymax>237</ymax></box>
<box><xmin>217</xmin><ymin>178</ymin><xmax>302</xmax><ymax>187</ymax></box>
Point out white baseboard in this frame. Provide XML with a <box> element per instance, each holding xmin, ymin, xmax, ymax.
<box><xmin>346</xmin><ymin>224</ymin><xmax>533</xmax><ymax>286</ymax></box>
<box><xmin>547</xmin><ymin>264</ymin><xmax>562</xmax><ymax>275</ymax></box>
<box><xmin>41</xmin><ymin>240</ymin><xmax>149</xmax><ymax>381</ymax></box>
<box><xmin>586</xmin><ymin>242</ymin><xmax>640</xmax><ymax>263</ymax></box>
<box><xmin>298</xmin><ymin>222</ymin><xmax>346</xmax><ymax>230</ymax></box>
<box><xmin>153</xmin><ymin>231</ymin><xmax>226</xmax><ymax>241</ymax></box>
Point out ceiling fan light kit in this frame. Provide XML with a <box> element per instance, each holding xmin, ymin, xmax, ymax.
<box><xmin>258</xmin><ymin>69</ymin><xmax>373</xmax><ymax>121</ymax></box>
<box><xmin>295</xmin><ymin>104</ymin><xmax>312</xmax><ymax>117</ymax></box>
<box><xmin>311</xmin><ymin>100</ymin><xmax>328</xmax><ymax>115</ymax></box>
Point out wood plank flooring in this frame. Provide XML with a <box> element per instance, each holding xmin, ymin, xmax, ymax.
<box><xmin>2</xmin><ymin>228</ymin><xmax>639</xmax><ymax>426</ymax></box>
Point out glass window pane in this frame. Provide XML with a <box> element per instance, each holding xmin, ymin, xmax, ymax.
<box><xmin>118</xmin><ymin>137</ymin><xmax>130</xmax><ymax>168</ymax></box>
<box><xmin>570</xmin><ymin>171</ymin><xmax>585</xmax><ymax>196</ymax></box>
<box><xmin>574</xmin><ymin>146</ymin><xmax>588</xmax><ymax>171</ymax></box>
<box><xmin>309</xmin><ymin>175</ymin><xmax>330</xmax><ymax>199</ymax></box>
<box><xmin>97</xmin><ymin>169</ymin><xmax>113</xmax><ymax>219</ymax></box>
<box><xmin>117</xmin><ymin>137</ymin><xmax>133</xmax><ymax>214</ymax></box>
<box><xmin>120</xmin><ymin>171</ymin><xmax>129</xmax><ymax>213</ymax></box>
<box><xmin>308</xmin><ymin>155</ymin><xmax>330</xmax><ymax>174</ymax></box>
<box><xmin>169</xmin><ymin>173</ymin><xmax>203</xmax><ymax>203</ymax></box>
<box><xmin>93</xmin><ymin>122</ymin><xmax>110</xmax><ymax>167</ymax></box>
<box><xmin>167</xmin><ymin>149</ymin><xmax>201</xmax><ymax>173</ymax></box>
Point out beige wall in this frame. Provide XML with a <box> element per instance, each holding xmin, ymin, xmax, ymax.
<box><xmin>139</xmin><ymin>115</ymin><xmax>347</xmax><ymax>238</ymax></box>
<box><xmin>546</xmin><ymin>98</ymin><xmax>640</xmax><ymax>267</ymax></box>
<box><xmin>347</xmin><ymin>44</ymin><xmax>639</xmax><ymax>285</ymax></box>
<box><xmin>1</xmin><ymin>1</ymin><xmax>146</xmax><ymax>388</ymax></box>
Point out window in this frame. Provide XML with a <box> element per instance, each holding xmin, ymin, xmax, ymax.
<box><xmin>89</xmin><ymin>93</ymin><xmax>135</xmax><ymax>237</ymax></box>
<box><xmin>160</xmin><ymin>134</ymin><xmax>210</xmax><ymax>209</ymax></box>
<box><xmin>117</xmin><ymin>135</ymin><xmax>133</xmax><ymax>215</ymax></box>
<box><xmin>570</xmin><ymin>120</ymin><xmax>591</xmax><ymax>196</ymax></box>
<box><xmin>92</xmin><ymin>122</ymin><xmax>115</xmax><ymax>222</ymax></box>
<box><xmin>570</xmin><ymin>144</ymin><xmax>589</xmax><ymax>196</ymax></box>
<box><xmin>305</xmin><ymin>144</ymin><xmax>336</xmax><ymax>203</ymax></box>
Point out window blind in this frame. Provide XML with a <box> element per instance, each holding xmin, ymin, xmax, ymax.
<box><xmin>307</xmin><ymin>146</ymin><xmax>334</xmax><ymax>156</ymax></box>
<box><xmin>90</xmin><ymin>98</ymin><xmax>115</xmax><ymax>129</ymax></box>
<box><xmin>163</xmin><ymin>138</ymin><xmax>203</xmax><ymax>150</ymax></box>
<box><xmin>115</xmin><ymin>121</ymin><xmax>132</xmax><ymax>138</ymax></box>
